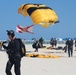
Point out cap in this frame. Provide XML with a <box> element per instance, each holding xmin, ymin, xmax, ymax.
<box><xmin>6</xmin><ymin>30</ymin><xmax>15</xmax><ymax>37</ymax></box>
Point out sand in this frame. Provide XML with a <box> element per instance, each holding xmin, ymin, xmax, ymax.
<box><xmin>0</xmin><ymin>44</ymin><xmax>76</xmax><ymax>75</ymax></box>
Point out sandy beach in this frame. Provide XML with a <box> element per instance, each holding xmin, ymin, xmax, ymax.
<box><xmin>0</xmin><ymin>44</ymin><xmax>76</xmax><ymax>75</ymax></box>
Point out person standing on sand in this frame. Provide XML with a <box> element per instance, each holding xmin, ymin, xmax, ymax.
<box><xmin>32</xmin><ymin>39</ymin><xmax>39</xmax><ymax>52</ymax></box>
<box><xmin>66</xmin><ymin>39</ymin><xmax>73</xmax><ymax>57</ymax></box>
<box><xmin>39</xmin><ymin>37</ymin><xmax>44</xmax><ymax>47</ymax></box>
<box><xmin>53</xmin><ymin>38</ymin><xmax>57</xmax><ymax>48</ymax></box>
<box><xmin>50</xmin><ymin>38</ymin><xmax>54</xmax><ymax>48</ymax></box>
<box><xmin>2</xmin><ymin>30</ymin><xmax>22</xmax><ymax>75</ymax></box>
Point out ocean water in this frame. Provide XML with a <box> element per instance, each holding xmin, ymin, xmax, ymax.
<box><xmin>24</xmin><ymin>40</ymin><xmax>66</xmax><ymax>44</ymax></box>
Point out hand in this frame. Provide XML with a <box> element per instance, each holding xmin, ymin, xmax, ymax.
<box><xmin>3</xmin><ymin>45</ymin><xmax>7</xmax><ymax>49</ymax></box>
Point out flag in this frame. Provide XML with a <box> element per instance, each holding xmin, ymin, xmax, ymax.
<box><xmin>16</xmin><ymin>25</ymin><xmax>34</xmax><ymax>34</ymax></box>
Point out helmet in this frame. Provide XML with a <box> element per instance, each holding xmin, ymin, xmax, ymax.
<box><xmin>6</xmin><ymin>30</ymin><xmax>15</xmax><ymax>37</ymax></box>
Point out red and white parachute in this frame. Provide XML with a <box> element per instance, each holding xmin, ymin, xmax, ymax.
<box><xmin>16</xmin><ymin>25</ymin><xmax>34</xmax><ymax>34</ymax></box>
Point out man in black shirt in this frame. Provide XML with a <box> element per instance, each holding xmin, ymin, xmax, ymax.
<box><xmin>3</xmin><ymin>30</ymin><xmax>21</xmax><ymax>75</ymax></box>
<box><xmin>66</xmin><ymin>39</ymin><xmax>73</xmax><ymax>57</ymax></box>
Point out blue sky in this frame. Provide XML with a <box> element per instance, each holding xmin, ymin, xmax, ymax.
<box><xmin>0</xmin><ymin>0</ymin><xmax>76</xmax><ymax>40</ymax></box>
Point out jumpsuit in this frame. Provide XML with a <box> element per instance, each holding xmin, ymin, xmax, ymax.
<box><xmin>3</xmin><ymin>38</ymin><xmax>21</xmax><ymax>75</ymax></box>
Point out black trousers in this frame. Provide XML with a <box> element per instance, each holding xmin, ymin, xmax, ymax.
<box><xmin>68</xmin><ymin>47</ymin><xmax>73</xmax><ymax>57</ymax></box>
<box><xmin>5</xmin><ymin>56</ymin><xmax>21</xmax><ymax>75</ymax></box>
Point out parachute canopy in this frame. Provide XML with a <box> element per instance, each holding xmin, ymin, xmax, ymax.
<box><xmin>18</xmin><ymin>3</ymin><xmax>58</xmax><ymax>28</ymax></box>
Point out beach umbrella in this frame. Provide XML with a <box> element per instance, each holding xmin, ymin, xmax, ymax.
<box><xmin>18</xmin><ymin>3</ymin><xmax>58</xmax><ymax>28</ymax></box>
<box><xmin>56</xmin><ymin>38</ymin><xmax>62</xmax><ymax>41</ymax></box>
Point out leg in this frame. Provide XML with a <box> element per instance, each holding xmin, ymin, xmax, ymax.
<box><xmin>65</xmin><ymin>46</ymin><xmax>67</xmax><ymax>53</ymax></box>
<box><xmin>35</xmin><ymin>47</ymin><xmax>38</xmax><ymax>52</ymax></box>
<box><xmin>68</xmin><ymin>48</ymin><xmax>70</xmax><ymax>57</ymax></box>
<box><xmin>71</xmin><ymin>48</ymin><xmax>73</xmax><ymax>57</ymax></box>
<box><xmin>34</xmin><ymin>45</ymin><xmax>38</xmax><ymax>52</ymax></box>
<box><xmin>5</xmin><ymin>60</ymin><xmax>13</xmax><ymax>75</ymax></box>
<box><xmin>14</xmin><ymin>57</ymin><xmax>21</xmax><ymax>75</ymax></box>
